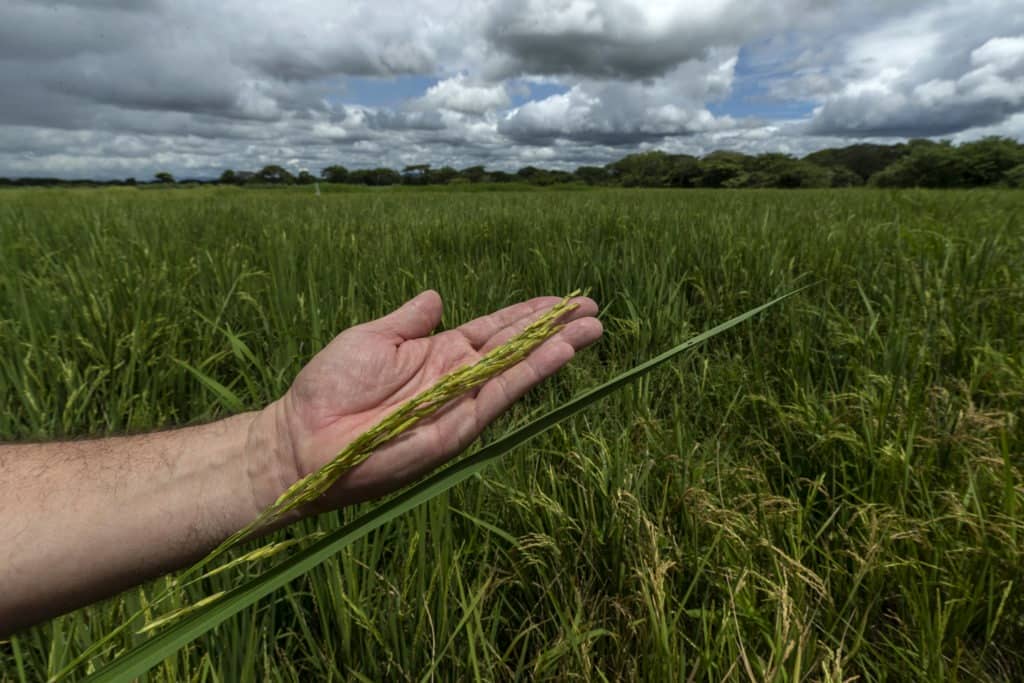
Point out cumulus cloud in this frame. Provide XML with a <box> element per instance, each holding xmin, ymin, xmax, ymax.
<box><xmin>416</xmin><ymin>75</ymin><xmax>510</xmax><ymax>115</ymax></box>
<box><xmin>483</xmin><ymin>0</ymin><xmax>814</xmax><ymax>79</ymax></box>
<box><xmin>0</xmin><ymin>0</ymin><xmax>1021</xmax><ymax>179</ymax></box>
<box><xmin>808</xmin><ymin>1</ymin><xmax>1024</xmax><ymax>136</ymax></box>
<box><xmin>500</xmin><ymin>53</ymin><xmax>739</xmax><ymax>144</ymax></box>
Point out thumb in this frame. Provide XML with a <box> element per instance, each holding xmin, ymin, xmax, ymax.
<box><xmin>365</xmin><ymin>290</ymin><xmax>443</xmax><ymax>341</ymax></box>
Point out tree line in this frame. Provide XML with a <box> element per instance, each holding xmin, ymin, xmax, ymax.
<box><xmin>3</xmin><ymin>137</ymin><xmax>1023</xmax><ymax>189</ymax></box>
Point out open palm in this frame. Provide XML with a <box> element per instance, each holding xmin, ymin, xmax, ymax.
<box><xmin>265</xmin><ymin>291</ymin><xmax>601</xmax><ymax>511</ymax></box>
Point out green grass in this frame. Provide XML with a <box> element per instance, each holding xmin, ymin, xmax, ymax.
<box><xmin>1</xmin><ymin>186</ymin><xmax>1022</xmax><ymax>681</ymax></box>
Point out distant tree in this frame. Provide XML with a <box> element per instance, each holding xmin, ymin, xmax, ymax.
<box><xmin>664</xmin><ymin>155</ymin><xmax>701</xmax><ymax>187</ymax></box>
<box><xmin>515</xmin><ymin>166</ymin><xmax>544</xmax><ymax>181</ymax></box>
<box><xmin>783</xmin><ymin>161</ymin><xmax>832</xmax><ymax>188</ymax></box>
<box><xmin>10</xmin><ymin>139</ymin><xmax>1022</xmax><ymax>192</ymax></box>
<box><xmin>347</xmin><ymin>169</ymin><xmax>372</xmax><ymax>185</ymax></box>
<box><xmin>372</xmin><ymin>168</ymin><xmax>402</xmax><ymax>185</ymax></box>
<box><xmin>349</xmin><ymin>168</ymin><xmax>401</xmax><ymax>186</ymax></box>
<box><xmin>804</xmin><ymin>143</ymin><xmax>909</xmax><ymax>182</ymax></box>
<box><xmin>255</xmin><ymin>165</ymin><xmax>295</xmax><ymax>184</ymax></box>
<box><xmin>488</xmin><ymin>170</ymin><xmax>514</xmax><ymax>183</ymax></box>
<box><xmin>460</xmin><ymin>165</ymin><xmax>489</xmax><ymax>183</ymax></box>
<box><xmin>703</xmin><ymin>150</ymin><xmax>751</xmax><ymax>165</ymax></box>
<box><xmin>828</xmin><ymin>166</ymin><xmax>863</xmax><ymax>187</ymax></box>
<box><xmin>515</xmin><ymin>166</ymin><xmax>573</xmax><ymax>185</ymax></box>
<box><xmin>522</xmin><ymin>166</ymin><xmax>571</xmax><ymax>185</ymax></box>
<box><xmin>321</xmin><ymin>165</ymin><xmax>349</xmax><ymax>183</ymax></box>
<box><xmin>748</xmin><ymin>153</ymin><xmax>794</xmax><ymax>187</ymax></box>
<box><xmin>1005</xmin><ymin>164</ymin><xmax>1024</xmax><ymax>188</ymax></box>
<box><xmin>696</xmin><ymin>158</ymin><xmax>745</xmax><ymax>188</ymax></box>
<box><xmin>607</xmin><ymin>151</ymin><xmax>674</xmax><ymax>186</ymax></box>
<box><xmin>402</xmin><ymin>164</ymin><xmax>432</xmax><ymax>185</ymax></box>
<box><xmin>574</xmin><ymin>165</ymin><xmax>611</xmax><ymax>185</ymax></box>
<box><xmin>957</xmin><ymin>137</ymin><xmax>1024</xmax><ymax>186</ymax></box>
<box><xmin>536</xmin><ymin>170</ymin><xmax>574</xmax><ymax>185</ymax></box>
<box><xmin>869</xmin><ymin>141</ymin><xmax>970</xmax><ymax>188</ymax></box>
<box><xmin>431</xmin><ymin>166</ymin><xmax>459</xmax><ymax>184</ymax></box>
<box><xmin>747</xmin><ymin>154</ymin><xmax>832</xmax><ymax>188</ymax></box>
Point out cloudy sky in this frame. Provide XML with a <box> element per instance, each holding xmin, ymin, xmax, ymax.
<box><xmin>1</xmin><ymin>0</ymin><xmax>1023</xmax><ymax>179</ymax></box>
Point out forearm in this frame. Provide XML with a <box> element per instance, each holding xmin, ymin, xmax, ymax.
<box><xmin>0</xmin><ymin>292</ymin><xmax>602</xmax><ymax>638</ymax></box>
<box><xmin>0</xmin><ymin>408</ymin><xmax>287</xmax><ymax>635</ymax></box>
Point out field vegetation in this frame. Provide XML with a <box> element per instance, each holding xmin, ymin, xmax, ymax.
<box><xmin>1</xmin><ymin>187</ymin><xmax>1022</xmax><ymax>680</ymax></box>
<box><xmin>4</xmin><ymin>136</ymin><xmax>1024</xmax><ymax>191</ymax></box>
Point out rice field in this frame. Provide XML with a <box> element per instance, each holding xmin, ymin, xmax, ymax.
<box><xmin>1</xmin><ymin>185</ymin><xmax>1023</xmax><ymax>681</ymax></box>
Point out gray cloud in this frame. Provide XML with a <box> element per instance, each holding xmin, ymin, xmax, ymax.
<box><xmin>483</xmin><ymin>0</ymin><xmax>815</xmax><ymax>80</ymax></box>
<box><xmin>808</xmin><ymin>2</ymin><xmax>1024</xmax><ymax>136</ymax></box>
<box><xmin>362</xmin><ymin>108</ymin><xmax>447</xmax><ymax>132</ymax></box>
<box><xmin>0</xmin><ymin>3</ymin><xmax>154</xmax><ymax>62</ymax></box>
<box><xmin>499</xmin><ymin>52</ymin><xmax>739</xmax><ymax>145</ymax></box>
<box><xmin>35</xmin><ymin>0</ymin><xmax>164</xmax><ymax>11</ymax></box>
<box><xmin>248</xmin><ymin>43</ymin><xmax>435</xmax><ymax>82</ymax></box>
<box><xmin>0</xmin><ymin>0</ymin><xmax>1021</xmax><ymax>179</ymax></box>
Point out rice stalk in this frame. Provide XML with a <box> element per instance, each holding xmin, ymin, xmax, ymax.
<box><xmin>137</xmin><ymin>593</ymin><xmax>227</xmax><ymax>635</ymax></box>
<box><xmin>200</xmin><ymin>532</ymin><xmax>328</xmax><ymax>581</ymax></box>
<box><xmin>77</xmin><ymin>289</ymin><xmax>804</xmax><ymax>683</ymax></box>
<box><xmin>200</xmin><ymin>290</ymin><xmax>580</xmax><ymax>569</ymax></box>
<box><xmin>129</xmin><ymin>292</ymin><xmax>580</xmax><ymax>634</ymax></box>
<box><xmin>47</xmin><ymin>293</ymin><xmax>579</xmax><ymax>677</ymax></box>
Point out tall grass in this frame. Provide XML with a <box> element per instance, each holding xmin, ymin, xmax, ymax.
<box><xmin>1</xmin><ymin>187</ymin><xmax>1022</xmax><ymax>680</ymax></box>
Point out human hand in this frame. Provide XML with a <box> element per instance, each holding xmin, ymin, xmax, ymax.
<box><xmin>247</xmin><ymin>291</ymin><xmax>601</xmax><ymax>516</ymax></box>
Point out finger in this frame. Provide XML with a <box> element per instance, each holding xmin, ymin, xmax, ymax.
<box><xmin>456</xmin><ymin>297</ymin><xmax>565</xmax><ymax>350</ymax></box>
<box><xmin>477</xmin><ymin>295</ymin><xmax>598</xmax><ymax>355</ymax></box>
<box><xmin>325</xmin><ymin>316</ymin><xmax>601</xmax><ymax>506</ymax></box>
<box><xmin>474</xmin><ymin>316</ymin><xmax>603</xmax><ymax>427</ymax></box>
<box><xmin>362</xmin><ymin>290</ymin><xmax>443</xmax><ymax>341</ymax></box>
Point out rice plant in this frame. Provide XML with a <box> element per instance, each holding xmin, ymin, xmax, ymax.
<box><xmin>1</xmin><ymin>186</ymin><xmax>1022</xmax><ymax>681</ymax></box>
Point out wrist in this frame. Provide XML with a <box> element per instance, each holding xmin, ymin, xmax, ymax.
<box><xmin>243</xmin><ymin>399</ymin><xmax>302</xmax><ymax>527</ymax></box>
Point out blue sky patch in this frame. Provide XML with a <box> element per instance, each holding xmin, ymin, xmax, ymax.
<box><xmin>710</xmin><ymin>46</ymin><xmax>817</xmax><ymax>121</ymax></box>
<box><xmin>330</xmin><ymin>75</ymin><xmax>438</xmax><ymax>108</ymax></box>
<box><xmin>511</xmin><ymin>81</ymin><xmax>569</xmax><ymax>108</ymax></box>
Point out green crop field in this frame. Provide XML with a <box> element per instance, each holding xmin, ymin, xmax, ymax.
<box><xmin>1</xmin><ymin>186</ymin><xmax>1022</xmax><ymax>681</ymax></box>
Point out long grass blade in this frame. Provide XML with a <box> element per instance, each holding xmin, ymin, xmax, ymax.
<box><xmin>83</xmin><ymin>288</ymin><xmax>804</xmax><ymax>682</ymax></box>
<box><xmin>173</xmin><ymin>359</ymin><xmax>246</xmax><ymax>414</ymax></box>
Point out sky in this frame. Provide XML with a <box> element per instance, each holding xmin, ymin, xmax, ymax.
<box><xmin>1</xmin><ymin>0</ymin><xmax>1022</xmax><ymax>180</ymax></box>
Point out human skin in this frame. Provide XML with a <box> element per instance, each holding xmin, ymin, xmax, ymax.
<box><xmin>0</xmin><ymin>291</ymin><xmax>602</xmax><ymax>636</ymax></box>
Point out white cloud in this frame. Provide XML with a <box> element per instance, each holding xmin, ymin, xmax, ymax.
<box><xmin>972</xmin><ymin>36</ymin><xmax>1024</xmax><ymax>73</ymax></box>
<box><xmin>808</xmin><ymin>1</ymin><xmax>1024</xmax><ymax>136</ymax></box>
<box><xmin>417</xmin><ymin>75</ymin><xmax>509</xmax><ymax>115</ymax></box>
<box><xmin>0</xmin><ymin>0</ymin><xmax>1021</xmax><ymax>178</ymax></box>
<box><xmin>483</xmin><ymin>0</ymin><xmax>817</xmax><ymax>79</ymax></box>
<box><xmin>499</xmin><ymin>52</ymin><xmax>739</xmax><ymax>144</ymax></box>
